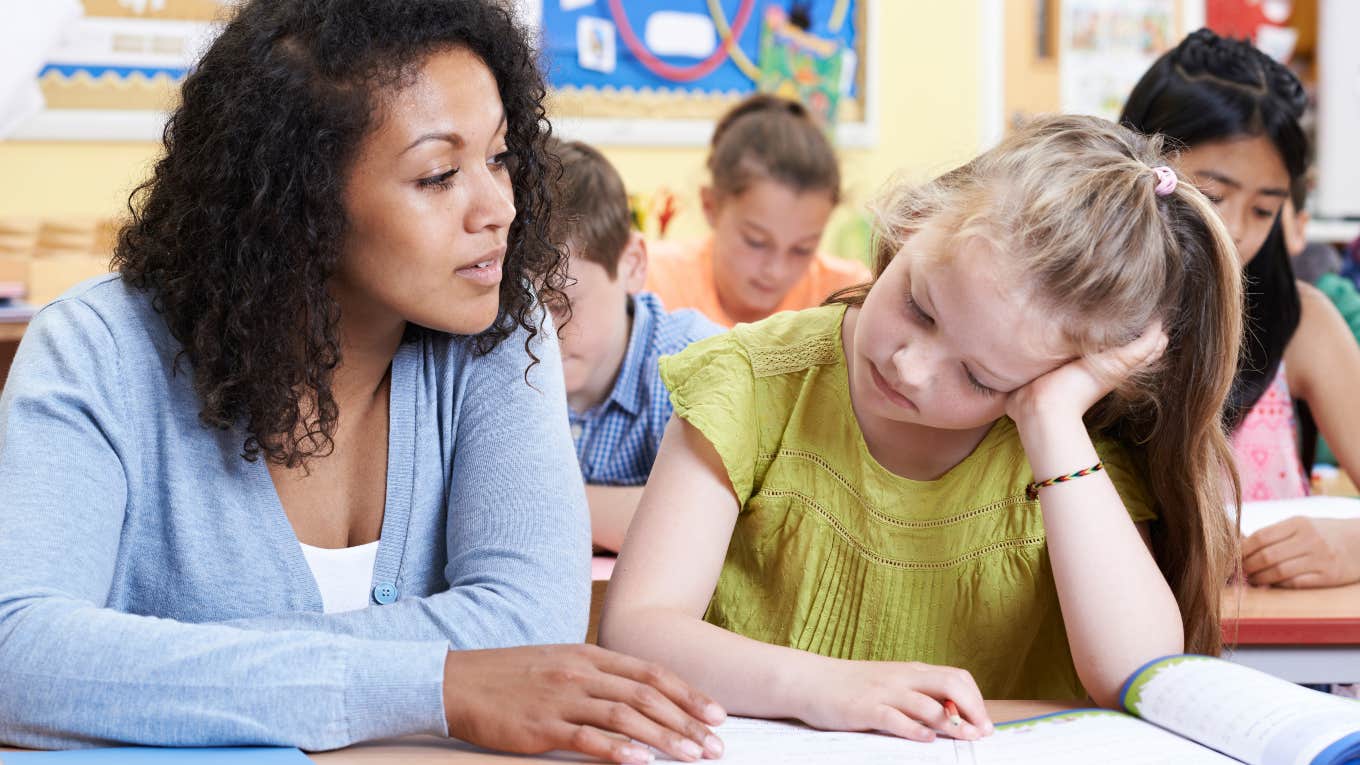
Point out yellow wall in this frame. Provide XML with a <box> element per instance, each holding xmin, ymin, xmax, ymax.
<box><xmin>0</xmin><ymin>1</ymin><xmax>982</xmax><ymax>252</ymax></box>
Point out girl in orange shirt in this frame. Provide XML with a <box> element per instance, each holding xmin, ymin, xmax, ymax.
<box><xmin>646</xmin><ymin>94</ymin><xmax>870</xmax><ymax>327</ymax></box>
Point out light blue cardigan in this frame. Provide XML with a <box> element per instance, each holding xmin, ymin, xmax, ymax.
<box><xmin>0</xmin><ymin>275</ymin><xmax>591</xmax><ymax>750</ymax></box>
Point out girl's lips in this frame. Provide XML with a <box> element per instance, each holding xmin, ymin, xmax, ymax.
<box><xmin>869</xmin><ymin>361</ymin><xmax>918</xmax><ymax>411</ymax></box>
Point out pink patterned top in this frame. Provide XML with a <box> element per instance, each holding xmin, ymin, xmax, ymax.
<box><xmin>1231</xmin><ymin>363</ymin><xmax>1310</xmax><ymax>501</ymax></box>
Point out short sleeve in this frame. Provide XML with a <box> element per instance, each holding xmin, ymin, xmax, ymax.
<box><xmin>658</xmin><ymin>332</ymin><xmax>760</xmax><ymax>505</ymax></box>
<box><xmin>1093</xmin><ymin>436</ymin><xmax>1157</xmax><ymax>524</ymax></box>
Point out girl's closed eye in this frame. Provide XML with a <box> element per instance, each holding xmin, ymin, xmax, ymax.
<box><xmin>418</xmin><ymin>168</ymin><xmax>458</xmax><ymax>190</ymax></box>
<box><xmin>1252</xmin><ymin>205</ymin><xmax>1277</xmax><ymax>220</ymax></box>
<box><xmin>905</xmin><ymin>294</ymin><xmax>933</xmax><ymax>325</ymax></box>
<box><xmin>489</xmin><ymin>149</ymin><xmax>513</xmax><ymax>171</ymax></box>
<box><xmin>964</xmin><ymin>367</ymin><xmax>997</xmax><ymax>397</ymax></box>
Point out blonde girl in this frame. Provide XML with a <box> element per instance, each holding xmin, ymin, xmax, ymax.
<box><xmin>600</xmin><ymin>115</ymin><xmax>1242</xmax><ymax>740</ymax></box>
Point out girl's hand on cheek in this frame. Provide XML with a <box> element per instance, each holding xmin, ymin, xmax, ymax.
<box><xmin>1005</xmin><ymin>323</ymin><xmax>1168</xmax><ymax>428</ymax></box>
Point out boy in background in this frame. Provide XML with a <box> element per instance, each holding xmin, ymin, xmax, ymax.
<box><xmin>548</xmin><ymin>138</ymin><xmax>722</xmax><ymax>551</ymax></box>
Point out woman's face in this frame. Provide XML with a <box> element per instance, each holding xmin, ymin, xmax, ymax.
<box><xmin>1177</xmin><ymin>134</ymin><xmax>1290</xmax><ymax>267</ymax></box>
<box><xmin>703</xmin><ymin>178</ymin><xmax>835</xmax><ymax>323</ymax></box>
<box><xmin>335</xmin><ymin>46</ymin><xmax>516</xmax><ymax>336</ymax></box>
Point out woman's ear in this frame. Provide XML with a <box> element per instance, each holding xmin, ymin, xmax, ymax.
<box><xmin>619</xmin><ymin>231</ymin><xmax>648</xmax><ymax>294</ymax></box>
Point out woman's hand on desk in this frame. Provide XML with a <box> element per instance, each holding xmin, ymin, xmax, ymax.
<box><xmin>443</xmin><ymin>644</ymin><xmax>726</xmax><ymax>763</ymax></box>
<box><xmin>1242</xmin><ymin>517</ymin><xmax>1360</xmax><ymax>588</ymax></box>
<box><xmin>796</xmin><ymin>658</ymin><xmax>993</xmax><ymax>742</ymax></box>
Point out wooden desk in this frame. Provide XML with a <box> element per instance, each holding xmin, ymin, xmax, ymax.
<box><xmin>586</xmin><ymin>556</ymin><xmax>616</xmax><ymax>644</ymax></box>
<box><xmin>0</xmin><ymin>322</ymin><xmax>24</xmax><ymax>343</ymax></box>
<box><xmin>308</xmin><ymin>701</ymin><xmax>1079</xmax><ymax>764</ymax></box>
<box><xmin>1221</xmin><ymin>581</ymin><xmax>1360</xmax><ymax>683</ymax></box>
<box><xmin>0</xmin><ymin>702</ymin><xmax>1080</xmax><ymax>763</ymax></box>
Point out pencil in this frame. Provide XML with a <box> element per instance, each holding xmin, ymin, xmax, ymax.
<box><xmin>943</xmin><ymin>700</ymin><xmax>963</xmax><ymax>727</ymax></box>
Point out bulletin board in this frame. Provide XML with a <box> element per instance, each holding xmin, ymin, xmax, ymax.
<box><xmin>537</xmin><ymin>0</ymin><xmax>879</xmax><ymax>147</ymax></box>
<box><xmin>9</xmin><ymin>0</ymin><xmax>228</xmax><ymax>141</ymax></box>
<box><xmin>1059</xmin><ymin>0</ymin><xmax>1178</xmax><ymax>120</ymax></box>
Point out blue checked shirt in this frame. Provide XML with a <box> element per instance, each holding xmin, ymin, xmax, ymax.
<box><xmin>569</xmin><ymin>291</ymin><xmax>723</xmax><ymax>485</ymax></box>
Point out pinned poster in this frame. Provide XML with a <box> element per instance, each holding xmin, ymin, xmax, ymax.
<box><xmin>576</xmin><ymin>14</ymin><xmax>616</xmax><ymax>73</ymax></box>
<box><xmin>755</xmin><ymin>5</ymin><xmax>844</xmax><ymax>126</ymax></box>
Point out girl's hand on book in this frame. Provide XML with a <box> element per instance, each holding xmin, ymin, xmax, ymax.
<box><xmin>1242</xmin><ymin>516</ymin><xmax>1360</xmax><ymax>588</ymax></box>
<box><xmin>442</xmin><ymin>644</ymin><xmax>726</xmax><ymax>764</ymax></box>
<box><xmin>798</xmin><ymin>659</ymin><xmax>993</xmax><ymax>742</ymax></box>
<box><xmin>1006</xmin><ymin>323</ymin><xmax>1167</xmax><ymax>428</ymax></box>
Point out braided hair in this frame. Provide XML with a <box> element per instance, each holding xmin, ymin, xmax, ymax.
<box><xmin>1120</xmin><ymin>28</ymin><xmax>1309</xmax><ymax>432</ymax></box>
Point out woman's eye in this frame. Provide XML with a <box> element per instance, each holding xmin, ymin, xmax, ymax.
<box><xmin>1253</xmin><ymin>207</ymin><xmax>1276</xmax><ymax>220</ymax></box>
<box><xmin>418</xmin><ymin>169</ymin><xmax>458</xmax><ymax>189</ymax></box>
<box><xmin>742</xmin><ymin>236</ymin><xmax>769</xmax><ymax>249</ymax></box>
<box><xmin>489</xmin><ymin>150</ymin><xmax>513</xmax><ymax>170</ymax></box>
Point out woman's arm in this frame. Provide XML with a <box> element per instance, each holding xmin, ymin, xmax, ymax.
<box><xmin>1243</xmin><ymin>283</ymin><xmax>1360</xmax><ymax>587</ymax></box>
<box><xmin>1006</xmin><ymin>329</ymin><xmax>1183</xmax><ymax>708</ymax></box>
<box><xmin>599</xmin><ymin>417</ymin><xmax>991</xmax><ymax>742</ymax></box>
<box><xmin>0</xmin><ymin>300</ymin><xmax>449</xmax><ymax>750</ymax></box>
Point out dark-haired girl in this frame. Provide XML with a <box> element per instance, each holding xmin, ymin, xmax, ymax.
<box><xmin>0</xmin><ymin>1</ymin><xmax>724</xmax><ymax>760</ymax></box>
<box><xmin>1122</xmin><ymin>28</ymin><xmax>1360</xmax><ymax>589</ymax></box>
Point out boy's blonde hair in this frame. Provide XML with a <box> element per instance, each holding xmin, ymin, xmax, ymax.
<box><xmin>837</xmin><ymin>114</ymin><xmax>1242</xmax><ymax>656</ymax></box>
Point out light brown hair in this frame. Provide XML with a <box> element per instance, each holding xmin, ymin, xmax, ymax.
<box><xmin>547</xmin><ymin>138</ymin><xmax>631</xmax><ymax>278</ymax></box>
<box><xmin>833</xmin><ymin>114</ymin><xmax>1242</xmax><ymax>656</ymax></box>
<box><xmin>707</xmin><ymin>93</ymin><xmax>841</xmax><ymax>204</ymax></box>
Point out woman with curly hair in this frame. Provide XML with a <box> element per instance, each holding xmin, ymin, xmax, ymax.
<box><xmin>0</xmin><ymin>0</ymin><xmax>724</xmax><ymax>760</ymax></box>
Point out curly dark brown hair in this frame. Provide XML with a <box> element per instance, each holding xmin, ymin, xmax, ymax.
<box><xmin>114</xmin><ymin>0</ymin><xmax>567</xmax><ymax>468</ymax></box>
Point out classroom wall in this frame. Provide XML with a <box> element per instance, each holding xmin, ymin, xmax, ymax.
<box><xmin>0</xmin><ymin>2</ymin><xmax>984</xmax><ymax>259</ymax></box>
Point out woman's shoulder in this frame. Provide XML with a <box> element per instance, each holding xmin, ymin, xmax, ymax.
<box><xmin>28</xmin><ymin>274</ymin><xmax>170</xmax><ymax>358</ymax></box>
<box><xmin>413</xmin><ymin>310</ymin><xmax>565</xmax><ymax>395</ymax></box>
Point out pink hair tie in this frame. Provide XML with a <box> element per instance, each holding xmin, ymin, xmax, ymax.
<box><xmin>1152</xmin><ymin>166</ymin><xmax>1178</xmax><ymax>197</ymax></box>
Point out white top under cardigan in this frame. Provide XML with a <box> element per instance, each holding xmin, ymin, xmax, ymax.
<box><xmin>299</xmin><ymin>541</ymin><xmax>381</xmax><ymax>614</ymax></box>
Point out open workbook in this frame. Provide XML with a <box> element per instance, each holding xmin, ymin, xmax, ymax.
<box><xmin>700</xmin><ymin>656</ymin><xmax>1360</xmax><ymax>764</ymax></box>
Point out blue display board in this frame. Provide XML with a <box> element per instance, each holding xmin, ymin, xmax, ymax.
<box><xmin>540</xmin><ymin>0</ymin><xmax>859</xmax><ymax>98</ymax></box>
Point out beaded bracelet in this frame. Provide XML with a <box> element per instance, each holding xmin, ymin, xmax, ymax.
<box><xmin>1025</xmin><ymin>461</ymin><xmax>1105</xmax><ymax>501</ymax></box>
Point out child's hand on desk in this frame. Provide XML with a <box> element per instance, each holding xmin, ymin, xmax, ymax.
<box><xmin>442</xmin><ymin>644</ymin><xmax>726</xmax><ymax>764</ymax></box>
<box><xmin>1242</xmin><ymin>517</ymin><xmax>1360</xmax><ymax>588</ymax></box>
<box><xmin>797</xmin><ymin>658</ymin><xmax>993</xmax><ymax>742</ymax></box>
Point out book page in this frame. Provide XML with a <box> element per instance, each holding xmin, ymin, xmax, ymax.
<box><xmin>1236</xmin><ymin>496</ymin><xmax>1360</xmax><ymax>538</ymax></box>
<box><xmin>973</xmin><ymin>710</ymin><xmax>1241</xmax><ymax>764</ymax></box>
<box><xmin>1124</xmin><ymin>656</ymin><xmax>1360</xmax><ymax>765</ymax></box>
<box><xmin>662</xmin><ymin>712</ymin><xmax>1240</xmax><ymax>764</ymax></box>
<box><xmin>686</xmin><ymin>717</ymin><xmax>964</xmax><ymax>764</ymax></box>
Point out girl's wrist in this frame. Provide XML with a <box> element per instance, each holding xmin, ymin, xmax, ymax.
<box><xmin>1015</xmin><ymin>415</ymin><xmax>1099</xmax><ymax>483</ymax></box>
<box><xmin>784</xmin><ymin>652</ymin><xmax>842</xmax><ymax>722</ymax></box>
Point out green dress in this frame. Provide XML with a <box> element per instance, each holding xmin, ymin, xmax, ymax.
<box><xmin>659</xmin><ymin>304</ymin><xmax>1157</xmax><ymax>700</ymax></box>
